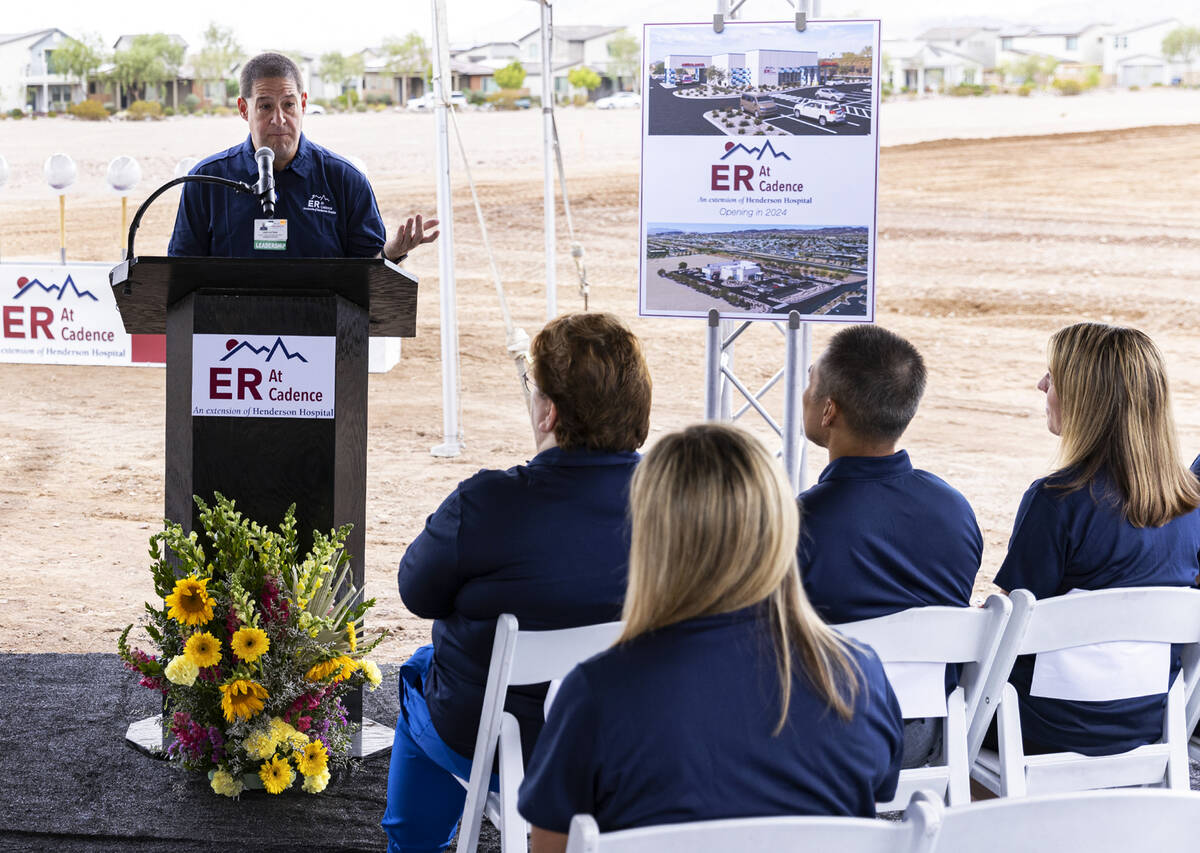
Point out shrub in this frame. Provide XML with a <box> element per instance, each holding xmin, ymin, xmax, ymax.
<box><xmin>127</xmin><ymin>100</ymin><xmax>164</xmax><ymax>120</ymax></box>
<box><xmin>485</xmin><ymin>88</ymin><xmax>530</xmax><ymax>110</ymax></box>
<box><xmin>365</xmin><ymin>93</ymin><xmax>394</xmax><ymax>106</ymax></box>
<box><xmin>9</xmin><ymin>108</ymin><xmax>25</xmax><ymax>119</ymax></box>
<box><xmin>1017</xmin><ymin>84</ymin><xmax>1033</xmax><ymax>97</ymax></box>
<box><xmin>949</xmin><ymin>84</ymin><xmax>987</xmax><ymax>97</ymax></box>
<box><xmin>1053</xmin><ymin>79</ymin><xmax>1083</xmax><ymax>96</ymax></box>
<box><xmin>163</xmin><ymin>106</ymin><xmax>176</xmax><ymax>116</ymax></box>
<box><xmin>183</xmin><ymin>93</ymin><xmax>201</xmax><ymax>114</ymax></box>
<box><xmin>211</xmin><ymin>105</ymin><xmax>234</xmax><ymax>116</ymax></box>
<box><xmin>69</xmin><ymin>99</ymin><xmax>109</xmax><ymax>121</ymax></box>
<box><xmin>103</xmin><ymin>102</ymin><xmax>116</xmax><ymax>114</ymax></box>
<box><xmin>354</xmin><ymin>102</ymin><xmax>367</xmax><ymax>112</ymax></box>
<box><xmin>1129</xmin><ymin>84</ymin><xmax>1140</xmax><ymax>91</ymax></box>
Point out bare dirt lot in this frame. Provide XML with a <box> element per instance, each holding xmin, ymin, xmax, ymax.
<box><xmin>1</xmin><ymin>103</ymin><xmax>1198</xmax><ymax>660</ymax></box>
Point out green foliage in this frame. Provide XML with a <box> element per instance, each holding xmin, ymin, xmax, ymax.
<box><xmin>109</xmin><ymin>34</ymin><xmax>185</xmax><ymax>102</ymax></box>
<box><xmin>567</xmin><ymin>66</ymin><xmax>602</xmax><ymax>91</ymax></box>
<box><xmin>192</xmin><ymin>22</ymin><xmax>244</xmax><ymax>106</ymax></box>
<box><xmin>365</xmin><ymin>92</ymin><xmax>393</xmax><ymax>105</ymax></box>
<box><xmin>1162</xmin><ymin>26</ymin><xmax>1200</xmax><ymax>63</ymax></box>
<box><xmin>494</xmin><ymin>60</ymin><xmax>527</xmax><ymax>90</ymax></box>
<box><xmin>318</xmin><ymin>51</ymin><xmax>365</xmax><ymax>93</ymax></box>
<box><xmin>606</xmin><ymin>31</ymin><xmax>641</xmax><ymax>90</ymax></box>
<box><xmin>1017</xmin><ymin>84</ymin><xmax>1033</xmax><ymax>97</ymax></box>
<box><xmin>163</xmin><ymin>106</ymin><xmax>176</xmax><ymax>116</ymax></box>
<box><xmin>183</xmin><ymin>93</ymin><xmax>201</xmax><ymax>114</ymax></box>
<box><xmin>68</xmin><ymin>99</ymin><xmax>108</xmax><ymax>120</ymax></box>
<box><xmin>1053</xmin><ymin>78</ymin><xmax>1083</xmax><ymax>96</ymax></box>
<box><xmin>53</xmin><ymin>34</ymin><xmax>106</xmax><ymax>83</ymax></box>
<box><xmin>127</xmin><ymin>99</ymin><xmax>164</xmax><ymax>120</ymax></box>
<box><xmin>486</xmin><ymin>88</ymin><xmax>529</xmax><ymax>109</ymax></box>
<box><xmin>383</xmin><ymin>31</ymin><xmax>430</xmax><ymax>78</ymax></box>
<box><xmin>949</xmin><ymin>83</ymin><xmax>987</xmax><ymax>96</ymax></box>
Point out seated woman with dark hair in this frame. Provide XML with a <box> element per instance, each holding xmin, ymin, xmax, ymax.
<box><xmin>381</xmin><ymin>312</ymin><xmax>652</xmax><ymax>853</ymax></box>
<box><xmin>518</xmin><ymin>424</ymin><xmax>903</xmax><ymax>852</ymax></box>
<box><xmin>994</xmin><ymin>322</ymin><xmax>1200</xmax><ymax>756</ymax></box>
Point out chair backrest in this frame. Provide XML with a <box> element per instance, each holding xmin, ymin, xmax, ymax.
<box><xmin>507</xmin><ymin>618</ymin><xmax>627</xmax><ymax>686</ymax></box>
<box><xmin>565</xmin><ymin>791</ymin><xmax>943</xmax><ymax>853</ymax></box>
<box><xmin>929</xmin><ymin>790</ymin><xmax>1200</xmax><ymax>853</ymax></box>
<box><xmin>838</xmin><ymin>596</ymin><xmax>1011</xmax><ymax>734</ymax></box>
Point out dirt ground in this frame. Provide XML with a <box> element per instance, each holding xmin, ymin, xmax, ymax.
<box><xmin>1</xmin><ymin>105</ymin><xmax>1198</xmax><ymax>661</ymax></box>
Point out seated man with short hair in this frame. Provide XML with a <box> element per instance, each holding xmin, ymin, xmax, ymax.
<box><xmin>797</xmin><ymin>324</ymin><xmax>983</xmax><ymax>766</ymax></box>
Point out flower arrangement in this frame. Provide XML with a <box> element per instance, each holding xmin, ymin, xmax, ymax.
<box><xmin>118</xmin><ymin>494</ymin><xmax>386</xmax><ymax>797</ymax></box>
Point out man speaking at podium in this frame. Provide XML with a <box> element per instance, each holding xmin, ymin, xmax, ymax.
<box><xmin>168</xmin><ymin>51</ymin><xmax>437</xmax><ymax>262</ymax></box>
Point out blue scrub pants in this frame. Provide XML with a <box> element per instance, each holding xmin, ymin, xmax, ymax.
<box><xmin>382</xmin><ymin>645</ymin><xmax>498</xmax><ymax>853</ymax></box>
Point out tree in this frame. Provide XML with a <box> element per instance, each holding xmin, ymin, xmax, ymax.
<box><xmin>707</xmin><ymin>65</ymin><xmax>727</xmax><ymax>88</ymax></box>
<box><xmin>53</xmin><ymin>34</ymin><xmax>106</xmax><ymax>98</ymax></box>
<box><xmin>192</xmin><ymin>23</ymin><xmax>244</xmax><ymax>106</ymax></box>
<box><xmin>567</xmin><ymin>66</ymin><xmax>601</xmax><ymax>96</ymax></box>
<box><xmin>383</xmin><ymin>32</ymin><xmax>430</xmax><ymax>105</ymax></box>
<box><xmin>319</xmin><ymin>51</ymin><xmax>365</xmax><ymax>102</ymax></box>
<box><xmin>606</xmin><ymin>31</ymin><xmax>641</xmax><ymax>92</ymax></box>
<box><xmin>494</xmin><ymin>60</ymin><xmax>526</xmax><ymax>90</ymax></box>
<box><xmin>109</xmin><ymin>34</ymin><xmax>186</xmax><ymax>104</ymax></box>
<box><xmin>1162</xmin><ymin>26</ymin><xmax>1200</xmax><ymax>66</ymax></box>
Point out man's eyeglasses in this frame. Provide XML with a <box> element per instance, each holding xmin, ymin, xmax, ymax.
<box><xmin>521</xmin><ymin>371</ymin><xmax>537</xmax><ymax>397</ymax></box>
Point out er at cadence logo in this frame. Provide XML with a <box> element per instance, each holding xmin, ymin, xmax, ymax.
<box><xmin>710</xmin><ymin>141</ymin><xmax>804</xmax><ymax>193</ymax></box>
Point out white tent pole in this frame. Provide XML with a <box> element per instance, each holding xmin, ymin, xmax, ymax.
<box><xmin>431</xmin><ymin>0</ymin><xmax>463</xmax><ymax>457</ymax></box>
<box><xmin>540</xmin><ymin>0</ymin><xmax>557</xmax><ymax>320</ymax></box>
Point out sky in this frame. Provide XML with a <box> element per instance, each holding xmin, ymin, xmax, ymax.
<box><xmin>3</xmin><ymin>0</ymin><xmax>1195</xmax><ymax>55</ymax></box>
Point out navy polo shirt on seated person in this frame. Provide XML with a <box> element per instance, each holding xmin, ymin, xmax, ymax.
<box><xmin>1192</xmin><ymin>453</ymin><xmax>1200</xmax><ymax>479</ymax></box>
<box><xmin>798</xmin><ymin>451</ymin><xmax>983</xmax><ymax>624</ymax></box>
<box><xmin>517</xmin><ymin>605</ymin><xmax>904</xmax><ymax>834</ymax></box>
<box><xmin>167</xmin><ymin>134</ymin><xmax>386</xmax><ymax>258</ymax></box>
<box><xmin>397</xmin><ymin>446</ymin><xmax>637</xmax><ymax>763</ymax></box>
<box><xmin>995</xmin><ymin>471</ymin><xmax>1200</xmax><ymax>755</ymax></box>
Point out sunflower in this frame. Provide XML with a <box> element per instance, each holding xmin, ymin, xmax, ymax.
<box><xmin>184</xmin><ymin>631</ymin><xmax>222</xmax><ymax>668</ymax></box>
<box><xmin>259</xmin><ymin>754</ymin><xmax>295</xmax><ymax>795</ymax></box>
<box><xmin>294</xmin><ymin>738</ymin><xmax>328</xmax><ymax>777</ymax></box>
<box><xmin>305</xmin><ymin>655</ymin><xmax>356</xmax><ymax>683</ymax></box>
<box><xmin>231</xmin><ymin>626</ymin><xmax>270</xmax><ymax>663</ymax></box>
<box><xmin>164</xmin><ymin>576</ymin><xmax>215</xmax><ymax>626</ymax></box>
<box><xmin>219</xmin><ymin>678</ymin><xmax>269</xmax><ymax>723</ymax></box>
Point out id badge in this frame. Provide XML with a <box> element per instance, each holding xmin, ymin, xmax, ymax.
<box><xmin>253</xmin><ymin>218</ymin><xmax>288</xmax><ymax>251</ymax></box>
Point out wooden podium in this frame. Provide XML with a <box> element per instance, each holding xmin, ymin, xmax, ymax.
<box><xmin>112</xmin><ymin>255</ymin><xmax>418</xmax><ymax>758</ymax></box>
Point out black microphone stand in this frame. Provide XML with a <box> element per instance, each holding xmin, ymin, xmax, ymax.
<box><xmin>110</xmin><ymin>174</ymin><xmax>272</xmax><ymax>291</ymax></box>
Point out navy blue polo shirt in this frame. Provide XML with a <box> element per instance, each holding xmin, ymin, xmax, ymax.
<box><xmin>517</xmin><ymin>605</ymin><xmax>904</xmax><ymax>833</ymax></box>
<box><xmin>995</xmin><ymin>471</ymin><xmax>1200</xmax><ymax>755</ymax></box>
<box><xmin>167</xmin><ymin>134</ymin><xmax>386</xmax><ymax>258</ymax></box>
<box><xmin>397</xmin><ymin>446</ymin><xmax>638</xmax><ymax>762</ymax></box>
<box><xmin>1192</xmin><ymin>453</ymin><xmax>1200</xmax><ymax>479</ymax></box>
<box><xmin>798</xmin><ymin>451</ymin><xmax>983</xmax><ymax>624</ymax></box>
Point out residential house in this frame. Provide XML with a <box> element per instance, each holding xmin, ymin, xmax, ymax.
<box><xmin>449</xmin><ymin>40</ymin><xmax>522</xmax><ymax>96</ymax></box>
<box><xmin>882</xmin><ymin>38</ymin><xmax>985</xmax><ymax>92</ymax></box>
<box><xmin>1102</xmin><ymin>18</ymin><xmax>1189</xmax><ymax>86</ymax></box>
<box><xmin>0</xmin><ymin>28</ymin><xmax>83</xmax><ymax>113</ymax></box>
<box><xmin>917</xmin><ymin>25</ymin><xmax>1002</xmax><ymax>70</ymax></box>
<box><xmin>996</xmin><ymin>23</ymin><xmax>1108</xmax><ymax>84</ymax></box>
<box><xmin>515</xmin><ymin>25</ymin><xmax>636</xmax><ymax>102</ymax></box>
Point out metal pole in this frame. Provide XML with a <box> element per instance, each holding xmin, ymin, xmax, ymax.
<box><xmin>430</xmin><ymin>0</ymin><xmax>463</xmax><ymax>458</ymax></box>
<box><xmin>799</xmin><ymin>321</ymin><xmax>812</xmax><ymax>489</ymax></box>
<box><xmin>58</xmin><ymin>196</ymin><xmax>66</xmax><ymax>264</ymax></box>
<box><xmin>540</xmin><ymin>0</ymin><xmax>556</xmax><ymax>321</ymax></box>
<box><xmin>704</xmin><ymin>309</ymin><xmax>722</xmax><ymax>420</ymax></box>
<box><xmin>781</xmin><ymin>311</ymin><xmax>803</xmax><ymax>492</ymax></box>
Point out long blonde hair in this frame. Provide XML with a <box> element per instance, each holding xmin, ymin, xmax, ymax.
<box><xmin>1048</xmin><ymin>322</ymin><xmax>1200</xmax><ymax>527</ymax></box>
<box><xmin>620</xmin><ymin>423</ymin><xmax>863</xmax><ymax>729</ymax></box>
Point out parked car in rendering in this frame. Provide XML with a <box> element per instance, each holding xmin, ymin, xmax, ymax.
<box><xmin>739</xmin><ymin>92</ymin><xmax>780</xmax><ymax>117</ymax></box>
<box><xmin>792</xmin><ymin>98</ymin><xmax>846</xmax><ymax>126</ymax></box>
<box><xmin>814</xmin><ymin>87</ymin><xmax>846</xmax><ymax>101</ymax></box>
<box><xmin>595</xmin><ymin>91</ymin><xmax>641</xmax><ymax>109</ymax></box>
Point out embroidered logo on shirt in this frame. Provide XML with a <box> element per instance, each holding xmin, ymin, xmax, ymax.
<box><xmin>306</xmin><ymin>194</ymin><xmax>337</xmax><ymax>215</ymax></box>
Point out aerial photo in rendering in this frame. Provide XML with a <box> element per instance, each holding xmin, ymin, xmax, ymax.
<box><xmin>645</xmin><ymin>21</ymin><xmax>877</xmax><ymax>137</ymax></box>
<box><xmin>643</xmin><ymin>223</ymin><xmax>870</xmax><ymax>319</ymax></box>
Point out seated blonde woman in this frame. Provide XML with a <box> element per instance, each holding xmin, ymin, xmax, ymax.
<box><xmin>992</xmin><ymin>322</ymin><xmax>1200</xmax><ymax>756</ymax></box>
<box><xmin>518</xmin><ymin>424</ymin><xmax>904</xmax><ymax>851</ymax></box>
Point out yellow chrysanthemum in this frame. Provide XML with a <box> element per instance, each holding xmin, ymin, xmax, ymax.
<box><xmin>294</xmin><ymin>738</ymin><xmax>328</xmax><ymax>777</ymax></box>
<box><xmin>305</xmin><ymin>655</ymin><xmax>356</xmax><ymax>683</ymax></box>
<box><xmin>245</xmin><ymin>728</ymin><xmax>277</xmax><ymax>760</ymax></box>
<box><xmin>259</xmin><ymin>754</ymin><xmax>295</xmax><ymax>795</ymax></box>
<box><xmin>184</xmin><ymin>631</ymin><xmax>222</xmax><ymax>668</ymax></box>
<box><xmin>302</xmin><ymin>767</ymin><xmax>330</xmax><ymax>794</ymax></box>
<box><xmin>346</xmin><ymin>621</ymin><xmax>358</xmax><ymax>652</ymax></box>
<box><xmin>219</xmin><ymin>678</ymin><xmax>269</xmax><ymax>723</ymax></box>
<box><xmin>164</xmin><ymin>654</ymin><xmax>199</xmax><ymax>687</ymax></box>
<box><xmin>231</xmin><ymin>626</ymin><xmax>270</xmax><ymax>663</ymax></box>
<box><xmin>164</xmin><ymin>576</ymin><xmax>215</xmax><ymax>626</ymax></box>
<box><xmin>360</xmin><ymin>659</ymin><xmax>382</xmax><ymax>691</ymax></box>
<box><xmin>210</xmin><ymin>768</ymin><xmax>243</xmax><ymax>798</ymax></box>
<box><xmin>270</xmin><ymin>717</ymin><xmax>308</xmax><ymax>751</ymax></box>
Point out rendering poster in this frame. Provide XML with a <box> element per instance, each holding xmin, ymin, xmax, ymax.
<box><xmin>639</xmin><ymin>19</ymin><xmax>880</xmax><ymax>321</ymax></box>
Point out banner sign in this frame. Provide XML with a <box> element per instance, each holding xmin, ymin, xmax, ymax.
<box><xmin>640</xmin><ymin>19</ymin><xmax>880</xmax><ymax>322</ymax></box>
<box><xmin>0</xmin><ymin>262</ymin><xmax>163</xmax><ymax>365</ymax></box>
<box><xmin>191</xmin><ymin>334</ymin><xmax>336</xmax><ymax>419</ymax></box>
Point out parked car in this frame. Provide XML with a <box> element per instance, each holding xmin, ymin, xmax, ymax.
<box><xmin>306</xmin><ymin>103</ymin><xmax>325</xmax><ymax>114</ymax></box>
<box><xmin>739</xmin><ymin>92</ymin><xmax>779</xmax><ymax>117</ymax></box>
<box><xmin>792</xmin><ymin>98</ymin><xmax>846</xmax><ymax>126</ymax></box>
<box><xmin>594</xmin><ymin>91</ymin><xmax>641</xmax><ymax>110</ymax></box>
<box><xmin>814</xmin><ymin>87</ymin><xmax>845</xmax><ymax>101</ymax></box>
<box><xmin>404</xmin><ymin>91</ymin><xmax>468</xmax><ymax>111</ymax></box>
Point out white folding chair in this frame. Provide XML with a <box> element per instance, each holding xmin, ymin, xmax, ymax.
<box><xmin>456</xmin><ymin>614</ymin><xmax>625</xmax><ymax>853</ymax></box>
<box><xmin>971</xmin><ymin>587</ymin><xmax>1200</xmax><ymax>798</ymax></box>
<box><xmin>929</xmin><ymin>789</ymin><xmax>1200</xmax><ymax>853</ymax></box>
<box><xmin>837</xmin><ymin>594</ymin><xmax>1012</xmax><ymax>809</ymax></box>
<box><xmin>564</xmin><ymin>790</ymin><xmax>943</xmax><ymax>853</ymax></box>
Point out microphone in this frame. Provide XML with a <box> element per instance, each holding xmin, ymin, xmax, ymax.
<box><xmin>254</xmin><ymin>147</ymin><xmax>277</xmax><ymax>216</ymax></box>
